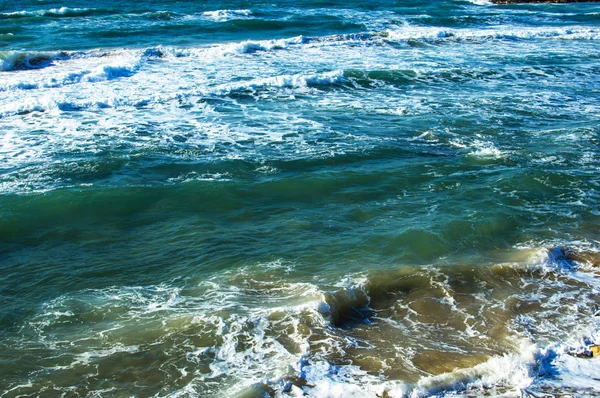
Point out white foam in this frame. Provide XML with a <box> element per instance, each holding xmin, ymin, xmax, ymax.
<box><xmin>416</xmin><ymin>341</ymin><xmax>538</xmax><ymax>396</ymax></box>
<box><xmin>549</xmin><ymin>350</ymin><xmax>600</xmax><ymax>393</ymax></box>
<box><xmin>215</xmin><ymin>36</ymin><xmax>305</xmax><ymax>55</ymax></box>
<box><xmin>166</xmin><ymin>172</ymin><xmax>232</xmax><ymax>184</ymax></box>
<box><xmin>525</xmin><ymin>321</ymin><xmax>600</xmax><ymax>394</ymax></box>
<box><xmin>0</xmin><ymin>7</ymin><xmax>94</xmax><ymax>18</ymax></box>
<box><xmin>83</xmin><ymin>62</ymin><xmax>139</xmax><ymax>82</ymax></box>
<box><xmin>284</xmin><ymin>341</ymin><xmax>560</xmax><ymax>397</ymax></box>
<box><xmin>446</xmin><ymin>136</ymin><xmax>508</xmax><ymax>160</ymax></box>
<box><xmin>0</xmin><ymin>41</ymin><xmax>344</xmax><ymax>118</ymax></box>
<box><xmin>295</xmin><ymin>360</ymin><xmax>406</xmax><ymax>397</ymax></box>
<box><xmin>48</xmin><ymin>7</ymin><xmax>88</xmax><ymax>15</ymax></box>
<box><xmin>385</xmin><ymin>26</ymin><xmax>600</xmax><ymax>42</ymax></box>
<box><xmin>467</xmin><ymin>141</ymin><xmax>505</xmax><ymax>159</ymax></box>
<box><xmin>202</xmin><ymin>9</ymin><xmax>252</xmax><ymax>21</ymax></box>
<box><xmin>72</xmin><ymin>344</ymin><xmax>141</xmax><ymax>365</ymax></box>
<box><xmin>527</xmin><ymin>247</ymin><xmax>578</xmax><ymax>274</ymax></box>
<box><xmin>1</xmin><ymin>52</ymin><xmax>142</xmax><ymax>90</ymax></box>
<box><xmin>286</xmin><ymin>343</ymin><xmax>536</xmax><ymax>397</ymax></box>
<box><xmin>210</xmin><ymin>70</ymin><xmax>345</xmax><ymax>96</ymax></box>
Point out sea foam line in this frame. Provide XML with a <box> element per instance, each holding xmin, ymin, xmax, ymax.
<box><xmin>385</xmin><ymin>25</ymin><xmax>600</xmax><ymax>42</ymax></box>
<box><xmin>0</xmin><ymin>69</ymin><xmax>345</xmax><ymax>118</ymax></box>
<box><xmin>201</xmin><ymin>9</ymin><xmax>253</xmax><ymax>21</ymax></box>
<box><xmin>0</xmin><ymin>7</ymin><xmax>102</xmax><ymax>18</ymax></box>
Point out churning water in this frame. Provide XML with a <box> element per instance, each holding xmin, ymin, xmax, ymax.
<box><xmin>2</xmin><ymin>0</ymin><xmax>600</xmax><ymax>396</ymax></box>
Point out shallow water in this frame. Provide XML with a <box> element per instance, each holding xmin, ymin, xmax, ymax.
<box><xmin>1</xmin><ymin>0</ymin><xmax>600</xmax><ymax>396</ymax></box>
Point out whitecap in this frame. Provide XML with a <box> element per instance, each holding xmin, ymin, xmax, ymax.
<box><xmin>202</xmin><ymin>9</ymin><xmax>253</xmax><ymax>22</ymax></box>
<box><xmin>0</xmin><ymin>50</ymin><xmax>70</xmax><ymax>71</ymax></box>
<box><xmin>0</xmin><ymin>7</ymin><xmax>96</xmax><ymax>18</ymax></box>
<box><xmin>385</xmin><ymin>25</ymin><xmax>600</xmax><ymax>43</ymax></box>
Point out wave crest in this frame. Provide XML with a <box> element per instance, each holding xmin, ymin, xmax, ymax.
<box><xmin>0</xmin><ymin>7</ymin><xmax>108</xmax><ymax>19</ymax></box>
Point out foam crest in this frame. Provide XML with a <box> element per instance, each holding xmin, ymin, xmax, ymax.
<box><xmin>141</xmin><ymin>10</ymin><xmax>179</xmax><ymax>20</ymax></box>
<box><xmin>0</xmin><ymin>68</ymin><xmax>345</xmax><ymax>118</ymax></box>
<box><xmin>84</xmin><ymin>62</ymin><xmax>140</xmax><ymax>82</ymax></box>
<box><xmin>466</xmin><ymin>0</ymin><xmax>492</xmax><ymax>4</ymax></box>
<box><xmin>215</xmin><ymin>36</ymin><xmax>305</xmax><ymax>55</ymax></box>
<box><xmin>320</xmin><ymin>284</ymin><xmax>371</xmax><ymax>327</ymax></box>
<box><xmin>141</xmin><ymin>46</ymin><xmax>194</xmax><ymax>58</ymax></box>
<box><xmin>202</xmin><ymin>9</ymin><xmax>253</xmax><ymax>21</ymax></box>
<box><xmin>211</xmin><ymin>70</ymin><xmax>345</xmax><ymax>96</ymax></box>
<box><xmin>0</xmin><ymin>7</ymin><xmax>101</xmax><ymax>19</ymax></box>
<box><xmin>467</xmin><ymin>140</ymin><xmax>506</xmax><ymax>159</ymax></box>
<box><xmin>549</xmin><ymin>335</ymin><xmax>600</xmax><ymax>393</ymax></box>
<box><xmin>15</xmin><ymin>63</ymin><xmax>138</xmax><ymax>91</ymax></box>
<box><xmin>415</xmin><ymin>340</ymin><xmax>539</xmax><ymax>396</ymax></box>
<box><xmin>0</xmin><ymin>50</ymin><xmax>71</xmax><ymax>71</ymax></box>
<box><xmin>526</xmin><ymin>247</ymin><xmax>580</xmax><ymax>274</ymax></box>
<box><xmin>290</xmin><ymin>360</ymin><xmax>406</xmax><ymax>397</ymax></box>
<box><xmin>385</xmin><ymin>25</ymin><xmax>600</xmax><ymax>43</ymax></box>
<box><xmin>287</xmin><ymin>345</ymin><xmax>540</xmax><ymax>397</ymax></box>
<box><xmin>72</xmin><ymin>344</ymin><xmax>141</xmax><ymax>365</ymax></box>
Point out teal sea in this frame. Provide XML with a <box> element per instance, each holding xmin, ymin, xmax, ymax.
<box><xmin>2</xmin><ymin>0</ymin><xmax>600</xmax><ymax>396</ymax></box>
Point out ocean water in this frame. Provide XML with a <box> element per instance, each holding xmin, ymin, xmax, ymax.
<box><xmin>2</xmin><ymin>0</ymin><xmax>600</xmax><ymax>396</ymax></box>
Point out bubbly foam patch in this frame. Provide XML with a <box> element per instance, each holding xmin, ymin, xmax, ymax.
<box><xmin>466</xmin><ymin>0</ymin><xmax>492</xmax><ymax>5</ymax></box>
<box><xmin>467</xmin><ymin>140</ymin><xmax>506</xmax><ymax>159</ymax></box>
<box><xmin>202</xmin><ymin>9</ymin><xmax>253</xmax><ymax>22</ymax></box>
<box><xmin>385</xmin><ymin>26</ymin><xmax>600</xmax><ymax>42</ymax></box>
<box><xmin>0</xmin><ymin>7</ymin><xmax>96</xmax><ymax>18</ymax></box>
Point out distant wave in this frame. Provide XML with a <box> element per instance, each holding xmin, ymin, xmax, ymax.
<box><xmin>0</xmin><ymin>7</ymin><xmax>111</xmax><ymax>19</ymax></box>
<box><xmin>385</xmin><ymin>25</ymin><xmax>600</xmax><ymax>42</ymax></box>
<box><xmin>140</xmin><ymin>10</ymin><xmax>179</xmax><ymax>21</ymax></box>
<box><xmin>4</xmin><ymin>23</ymin><xmax>596</xmax><ymax>73</ymax></box>
<box><xmin>2</xmin><ymin>23</ymin><xmax>599</xmax><ymax>112</ymax></box>
<box><xmin>201</xmin><ymin>9</ymin><xmax>253</xmax><ymax>21</ymax></box>
<box><xmin>464</xmin><ymin>0</ymin><xmax>492</xmax><ymax>5</ymax></box>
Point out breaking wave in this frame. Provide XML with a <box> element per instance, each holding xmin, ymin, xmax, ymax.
<box><xmin>0</xmin><ymin>7</ymin><xmax>111</xmax><ymax>19</ymax></box>
<box><xmin>0</xmin><ymin>50</ymin><xmax>72</xmax><ymax>71</ymax></box>
<box><xmin>7</xmin><ymin>246</ymin><xmax>600</xmax><ymax>396</ymax></box>
<box><xmin>202</xmin><ymin>9</ymin><xmax>253</xmax><ymax>22</ymax></box>
<box><xmin>385</xmin><ymin>25</ymin><xmax>600</xmax><ymax>43</ymax></box>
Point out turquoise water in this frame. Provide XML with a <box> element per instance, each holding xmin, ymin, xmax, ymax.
<box><xmin>2</xmin><ymin>0</ymin><xmax>600</xmax><ymax>396</ymax></box>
